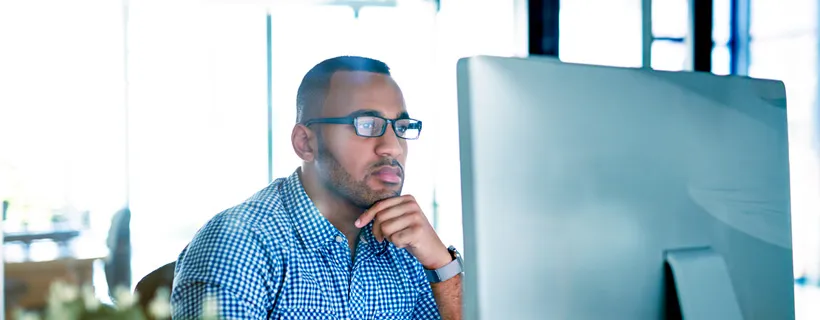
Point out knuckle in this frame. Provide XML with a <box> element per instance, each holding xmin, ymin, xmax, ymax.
<box><xmin>390</xmin><ymin>230</ymin><xmax>403</xmax><ymax>240</ymax></box>
<box><xmin>399</xmin><ymin>230</ymin><xmax>412</xmax><ymax>243</ymax></box>
<box><xmin>381</xmin><ymin>221</ymin><xmax>394</xmax><ymax>234</ymax></box>
<box><xmin>375</xmin><ymin>213</ymin><xmax>387</xmax><ymax>222</ymax></box>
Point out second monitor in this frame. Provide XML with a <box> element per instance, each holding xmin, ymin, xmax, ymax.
<box><xmin>457</xmin><ymin>56</ymin><xmax>794</xmax><ymax>320</ymax></box>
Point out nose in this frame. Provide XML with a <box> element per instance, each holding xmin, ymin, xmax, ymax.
<box><xmin>374</xmin><ymin>123</ymin><xmax>404</xmax><ymax>158</ymax></box>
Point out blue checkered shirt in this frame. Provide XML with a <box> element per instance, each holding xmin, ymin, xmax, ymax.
<box><xmin>171</xmin><ymin>170</ymin><xmax>442</xmax><ymax>319</ymax></box>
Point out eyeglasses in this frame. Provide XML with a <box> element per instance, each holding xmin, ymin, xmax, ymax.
<box><xmin>303</xmin><ymin>115</ymin><xmax>423</xmax><ymax>140</ymax></box>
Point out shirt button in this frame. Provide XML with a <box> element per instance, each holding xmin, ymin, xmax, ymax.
<box><xmin>335</xmin><ymin>235</ymin><xmax>344</xmax><ymax>243</ymax></box>
<box><xmin>359</xmin><ymin>235</ymin><xmax>368</xmax><ymax>244</ymax></box>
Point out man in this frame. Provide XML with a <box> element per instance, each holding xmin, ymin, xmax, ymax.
<box><xmin>171</xmin><ymin>56</ymin><xmax>463</xmax><ymax>319</ymax></box>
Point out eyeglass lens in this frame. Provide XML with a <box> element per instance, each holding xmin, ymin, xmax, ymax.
<box><xmin>354</xmin><ymin>116</ymin><xmax>420</xmax><ymax>139</ymax></box>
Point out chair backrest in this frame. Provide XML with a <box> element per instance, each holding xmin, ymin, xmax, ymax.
<box><xmin>105</xmin><ymin>206</ymin><xmax>132</xmax><ymax>299</ymax></box>
<box><xmin>134</xmin><ymin>261</ymin><xmax>176</xmax><ymax>319</ymax></box>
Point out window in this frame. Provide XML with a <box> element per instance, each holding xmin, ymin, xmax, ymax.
<box><xmin>649</xmin><ymin>0</ymin><xmax>732</xmax><ymax>73</ymax></box>
<box><xmin>750</xmin><ymin>0</ymin><xmax>816</xmax><ymax>40</ymax></box>
<box><xmin>559</xmin><ymin>0</ymin><xmax>643</xmax><ymax>68</ymax></box>
<box><xmin>711</xmin><ymin>45</ymin><xmax>731</xmax><ymax>75</ymax></box>
<box><xmin>0</xmin><ymin>0</ymin><xmax>128</xmax><ymax>303</ymax></box>
<box><xmin>650</xmin><ymin>0</ymin><xmax>688</xmax><ymax>71</ymax></box>
<box><xmin>0</xmin><ymin>0</ymin><xmax>126</xmax><ymax>258</ymax></box>
<box><xmin>712</xmin><ymin>0</ymin><xmax>731</xmax><ymax>75</ymax></box>
<box><xmin>651</xmin><ymin>40</ymin><xmax>687</xmax><ymax>71</ymax></box>
<box><xmin>126</xmin><ymin>2</ymin><xmax>269</xmax><ymax>284</ymax></box>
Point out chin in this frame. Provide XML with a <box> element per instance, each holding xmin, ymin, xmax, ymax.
<box><xmin>370</xmin><ymin>190</ymin><xmax>402</xmax><ymax>202</ymax></box>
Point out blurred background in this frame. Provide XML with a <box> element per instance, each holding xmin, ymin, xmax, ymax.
<box><xmin>0</xmin><ymin>0</ymin><xmax>818</xmax><ymax>317</ymax></box>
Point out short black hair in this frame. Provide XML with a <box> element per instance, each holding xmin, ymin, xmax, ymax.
<box><xmin>295</xmin><ymin>56</ymin><xmax>391</xmax><ymax>124</ymax></box>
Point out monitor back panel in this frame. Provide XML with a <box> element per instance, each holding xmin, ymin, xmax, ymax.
<box><xmin>456</xmin><ymin>56</ymin><xmax>794</xmax><ymax>320</ymax></box>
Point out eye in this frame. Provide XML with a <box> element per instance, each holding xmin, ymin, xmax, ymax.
<box><xmin>356</xmin><ymin>117</ymin><xmax>377</xmax><ymax>129</ymax></box>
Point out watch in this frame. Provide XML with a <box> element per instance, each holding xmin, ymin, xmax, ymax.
<box><xmin>425</xmin><ymin>246</ymin><xmax>463</xmax><ymax>283</ymax></box>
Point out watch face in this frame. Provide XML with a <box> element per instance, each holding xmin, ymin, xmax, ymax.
<box><xmin>448</xmin><ymin>246</ymin><xmax>461</xmax><ymax>260</ymax></box>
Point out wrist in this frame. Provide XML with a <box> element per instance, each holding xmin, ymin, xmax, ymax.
<box><xmin>423</xmin><ymin>247</ymin><xmax>454</xmax><ymax>270</ymax></box>
<box><xmin>424</xmin><ymin>245</ymin><xmax>463</xmax><ymax>283</ymax></box>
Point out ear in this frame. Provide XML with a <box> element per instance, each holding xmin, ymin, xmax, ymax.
<box><xmin>292</xmin><ymin>124</ymin><xmax>317</xmax><ymax>162</ymax></box>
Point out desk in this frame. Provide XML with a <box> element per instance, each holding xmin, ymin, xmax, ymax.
<box><xmin>5</xmin><ymin>256</ymin><xmax>105</xmax><ymax>317</ymax></box>
<box><xmin>4</xmin><ymin>229</ymin><xmax>82</xmax><ymax>260</ymax></box>
<box><xmin>3</xmin><ymin>230</ymin><xmax>109</xmax><ymax>316</ymax></box>
<box><xmin>4</xmin><ymin>230</ymin><xmax>81</xmax><ymax>243</ymax></box>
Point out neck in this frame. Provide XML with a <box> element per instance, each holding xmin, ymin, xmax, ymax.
<box><xmin>298</xmin><ymin>166</ymin><xmax>364</xmax><ymax>238</ymax></box>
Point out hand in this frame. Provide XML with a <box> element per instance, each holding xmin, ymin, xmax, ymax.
<box><xmin>355</xmin><ymin>195</ymin><xmax>452</xmax><ymax>270</ymax></box>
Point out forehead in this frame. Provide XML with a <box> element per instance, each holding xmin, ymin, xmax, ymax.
<box><xmin>322</xmin><ymin>71</ymin><xmax>406</xmax><ymax>118</ymax></box>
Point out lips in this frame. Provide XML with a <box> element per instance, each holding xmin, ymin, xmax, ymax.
<box><xmin>373</xmin><ymin>166</ymin><xmax>402</xmax><ymax>184</ymax></box>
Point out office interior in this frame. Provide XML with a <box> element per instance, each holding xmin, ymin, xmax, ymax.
<box><xmin>0</xmin><ymin>0</ymin><xmax>818</xmax><ymax>318</ymax></box>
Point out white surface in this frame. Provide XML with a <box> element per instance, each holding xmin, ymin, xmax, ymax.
<box><xmin>457</xmin><ymin>56</ymin><xmax>794</xmax><ymax>319</ymax></box>
<box><xmin>795</xmin><ymin>285</ymin><xmax>820</xmax><ymax>320</ymax></box>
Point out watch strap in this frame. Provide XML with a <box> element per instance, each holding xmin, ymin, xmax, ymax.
<box><xmin>425</xmin><ymin>246</ymin><xmax>463</xmax><ymax>283</ymax></box>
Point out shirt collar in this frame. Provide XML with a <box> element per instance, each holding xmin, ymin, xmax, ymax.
<box><xmin>359</xmin><ymin>221</ymin><xmax>390</xmax><ymax>256</ymax></box>
<box><xmin>283</xmin><ymin>169</ymin><xmax>390</xmax><ymax>256</ymax></box>
<box><xmin>283</xmin><ymin>170</ymin><xmax>338</xmax><ymax>251</ymax></box>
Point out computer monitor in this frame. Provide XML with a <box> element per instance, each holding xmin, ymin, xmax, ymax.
<box><xmin>456</xmin><ymin>56</ymin><xmax>795</xmax><ymax>320</ymax></box>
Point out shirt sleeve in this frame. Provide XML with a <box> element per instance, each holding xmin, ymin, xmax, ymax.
<box><xmin>407</xmin><ymin>254</ymin><xmax>442</xmax><ymax>320</ymax></box>
<box><xmin>412</xmin><ymin>284</ymin><xmax>442</xmax><ymax>320</ymax></box>
<box><xmin>171</xmin><ymin>205</ymin><xmax>278</xmax><ymax>319</ymax></box>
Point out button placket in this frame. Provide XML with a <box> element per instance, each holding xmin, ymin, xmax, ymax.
<box><xmin>348</xmin><ymin>272</ymin><xmax>365</xmax><ymax>320</ymax></box>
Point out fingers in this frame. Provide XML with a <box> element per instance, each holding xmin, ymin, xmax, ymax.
<box><xmin>372</xmin><ymin>201</ymin><xmax>420</xmax><ymax>242</ymax></box>
<box><xmin>355</xmin><ymin>195</ymin><xmax>415</xmax><ymax>228</ymax></box>
<box><xmin>378</xmin><ymin>211</ymin><xmax>425</xmax><ymax>244</ymax></box>
<box><xmin>386</xmin><ymin>228</ymin><xmax>422</xmax><ymax>249</ymax></box>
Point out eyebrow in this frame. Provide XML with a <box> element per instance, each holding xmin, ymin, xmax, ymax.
<box><xmin>349</xmin><ymin>109</ymin><xmax>411</xmax><ymax>119</ymax></box>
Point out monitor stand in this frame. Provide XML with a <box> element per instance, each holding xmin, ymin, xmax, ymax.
<box><xmin>664</xmin><ymin>247</ymin><xmax>743</xmax><ymax>320</ymax></box>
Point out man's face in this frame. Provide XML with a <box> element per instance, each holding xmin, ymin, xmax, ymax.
<box><xmin>314</xmin><ymin>71</ymin><xmax>409</xmax><ymax>209</ymax></box>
